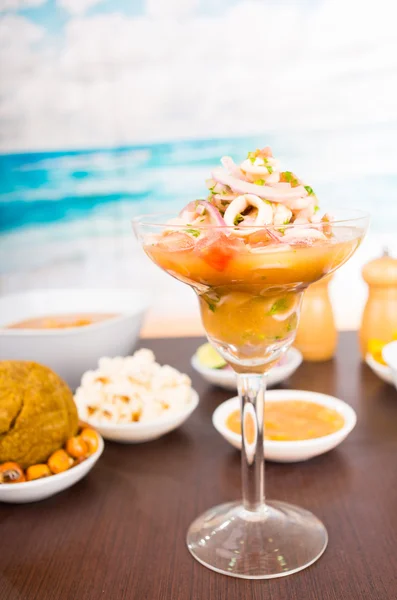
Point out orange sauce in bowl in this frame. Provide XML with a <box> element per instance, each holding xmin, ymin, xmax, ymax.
<box><xmin>226</xmin><ymin>400</ymin><xmax>345</xmax><ymax>441</ymax></box>
<box><xmin>5</xmin><ymin>313</ymin><xmax>117</xmax><ymax>330</ymax></box>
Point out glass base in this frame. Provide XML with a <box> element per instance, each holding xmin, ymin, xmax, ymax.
<box><xmin>187</xmin><ymin>500</ymin><xmax>328</xmax><ymax>579</ymax></box>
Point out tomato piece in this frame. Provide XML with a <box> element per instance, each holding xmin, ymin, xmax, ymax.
<box><xmin>195</xmin><ymin>233</ymin><xmax>241</xmax><ymax>271</ymax></box>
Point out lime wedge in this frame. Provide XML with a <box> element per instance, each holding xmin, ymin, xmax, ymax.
<box><xmin>196</xmin><ymin>343</ymin><xmax>227</xmax><ymax>369</ymax></box>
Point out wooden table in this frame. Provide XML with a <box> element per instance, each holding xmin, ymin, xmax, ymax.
<box><xmin>1</xmin><ymin>333</ymin><xmax>397</xmax><ymax>600</ymax></box>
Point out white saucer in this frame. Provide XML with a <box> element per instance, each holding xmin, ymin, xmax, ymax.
<box><xmin>365</xmin><ymin>353</ymin><xmax>394</xmax><ymax>385</ymax></box>
<box><xmin>191</xmin><ymin>347</ymin><xmax>303</xmax><ymax>391</ymax></box>
<box><xmin>212</xmin><ymin>390</ymin><xmax>357</xmax><ymax>462</ymax></box>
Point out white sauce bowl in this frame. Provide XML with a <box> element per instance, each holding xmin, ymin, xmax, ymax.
<box><xmin>0</xmin><ymin>289</ymin><xmax>148</xmax><ymax>389</ymax></box>
<box><xmin>212</xmin><ymin>389</ymin><xmax>357</xmax><ymax>463</ymax></box>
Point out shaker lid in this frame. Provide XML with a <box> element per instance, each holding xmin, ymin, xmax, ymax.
<box><xmin>362</xmin><ymin>248</ymin><xmax>397</xmax><ymax>285</ymax></box>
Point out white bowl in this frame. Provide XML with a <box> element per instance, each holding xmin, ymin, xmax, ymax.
<box><xmin>212</xmin><ymin>390</ymin><xmax>357</xmax><ymax>463</ymax></box>
<box><xmin>82</xmin><ymin>390</ymin><xmax>199</xmax><ymax>443</ymax></box>
<box><xmin>191</xmin><ymin>347</ymin><xmax>303</xmax><ymax>391</ymax></box>
<box><xmin>382</xmin><ymin>341</ymin><xmax>397</xmax><ymax>389</ymax></box>
<box><xmin>0</xmin><ymin>289</ymin><xmax>148</xmax><ymax>389</ymax></box>
<box><xmin>0</xmin><ymin>435</ymin><xmax>104</xmax><ymax>504</ymax></box>
<box><xmin>365</xmin><ymin>353</ymin><xmax>394</xmax><ymax>385</ymax></box>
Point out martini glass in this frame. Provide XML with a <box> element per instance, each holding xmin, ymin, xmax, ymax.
<box><xmin>133</xmin><ymin>209</ymin><xmax>369</xmax><ymax>579</ymax></box>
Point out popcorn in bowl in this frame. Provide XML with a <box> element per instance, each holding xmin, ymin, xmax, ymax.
<box><xmin>74</xmin><ymin>349</ymin><xmax>193</xmax><ymax>425</ymax></box>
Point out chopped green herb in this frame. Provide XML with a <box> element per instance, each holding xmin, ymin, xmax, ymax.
<box><xmin>304</xmin><ymin>185</ymin><xmax>314</xmax><ymax>195</ymax></box>
<box><xmin>283</xmin><ymin>218</ymin><xmax>290</xmax><ymax>225</ymax></box>
<box><xmin>254</xmin><ymin>178</ymin><xmax>265</xmax><ymax>186</ymax></box>
<box><xmin>267</xmin><ymin>297</ymin><xmax>289</xmax><ymax>315</ymax></box>
<box><xmin>234</xmin><ymin>213</ymin><xmax>244</xmax><ymax>226</ymax></box>
<box><xmin>260</xmin><ymin>275</ymin><xmax>267</xmax><ymax>280</ymax></box>
<box><xmin>283</xmin><ymin>171</ymin><xmax>299</xmax><ymax>186</ymax></box>
<box><xmin>266</xmin><ymin>165</ymin><xmax>273</xmax><ymax>174</ymax></box>
<box><xmin>273</xmin><ymin>336</ymin><xmax>282</xmax><ymax>341</ymax></box>
<box><xmin>185</xmin><ymin>228</ymin><xmax>200</xmax><ymax>238</ymax></box>
<box><xmin>202</xmin><ymin>292</ymin><xmax>220</xmax><ymax>313</ymax></box>
<box><xmin>314</xmin><ymin>205</ymin><xmax>320</xmax><ymax>213</ymax></box>
<box><xmin>247</xmin><ymin>151</ymin><xmax>257</xmax><ymax>164</ymax></box>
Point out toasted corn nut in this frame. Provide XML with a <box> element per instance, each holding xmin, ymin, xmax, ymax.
<box><xmin>80</xmin><ymin>428</ymin><xmax>100</xmax><ymax>454</ymax></box>
<box><xmin>48</xmin><ymin>449</ymin><xmax>73</xmax><ymax>474</ymax></box>
<box><xmin>66</xmin><ymin>436</ymin><xmax>89</xmax><ymax>459</ymax></box>
<box><xmin>0</xmin><ymin>462</ymin><xmax>26</xmax><ymax>484</ymax></box>
<box><xmin>26</xmin><ymin>464</ymin><xmax>51</xmax><ymax>481</ymax></box>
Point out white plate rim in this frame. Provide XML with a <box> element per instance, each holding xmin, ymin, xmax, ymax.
<box><xmin>365</xmin><ymin>353</ymin><xmax>393</xmax><ymax>381</ymax></box>
<box><xmin>0</xmin><ymin>433</ymin><xmax>104</xmax><ymax>493</ymax></box>
<box><xmin>381</xmin><ymin>341</ymin><xmax>397</xmax><ymax>370</ymax></box>
<box><xmin>80</xmin><ymin>389</ymin><xmax>199</xmax><ymax>431</ymax></box>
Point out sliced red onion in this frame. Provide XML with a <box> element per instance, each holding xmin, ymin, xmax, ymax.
<box><xmin>178</xmin><ymin>201</ymin><xmax>198</xmax><ymax>223</ymax></box>
<box><xmin>178</xmin><ymin>200</ymin><xmax>225</xmax><ymax>226</ymax></box>
<box><xmin>196</xmin><ymin>200</ymin><xmax>226</xmax><ymax>225</ymax></box>
<box><xmin>221</xmin><ymin>156</ymin><xmax>250</xmax><ymax>182</ymax></box>
<box><xmin>212</xmin><ymin>168</ymin><xmax>307</xmax><ymax>203</ymax></box>
<box><xmin>271</xmin><ymin>182</ymin><xmax>292</xmax><ymax>191</ymax></box>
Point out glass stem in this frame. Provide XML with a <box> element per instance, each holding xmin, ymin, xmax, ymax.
<box><xmin>237</xmin><ymin>373</ymin><xmax>266</xmax><ymax>512</ymax></box>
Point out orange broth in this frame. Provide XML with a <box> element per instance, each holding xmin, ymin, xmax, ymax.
<box><xmin>6</xmin><ymin>313</ymin><xmax>117</xmax><ymax>330</ymax></box>
<box><xmin>226</xmin><ymin>400</ymin><xmax>345</xmax><ymax>441</ymax></box>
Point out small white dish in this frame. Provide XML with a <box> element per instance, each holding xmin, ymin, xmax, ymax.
<box><xmin>0</xmin><ymin>289</ymin><xmax>148</xmax><ymax>389</ymax></box>
<box><xmin>212</xmin><ymin>390</ymin><xmax>357</xmax><ymax>463</ymax></box>
<box><xmin>0</xmin><ymin>435</ymin><xmax>104</xmax><ymax>504</ymax></box>
<box><xmin>365</xmin><ymin>353</ymin><xmax>394</xmax><ymax>385</ymax></box>
<box><xmin>83</xmin><ymin>390</ymin><xmax>199</xmax><ymax>443</ymax></box>
<box><xmin>382</xmin><ymin>341</ymin><xmax>397</xmax><ymax>389</ymax></box>
<box><xmin>191</xmin><ymin>347</ymin><xmax>303</xmax><ymax>391</ymax></box>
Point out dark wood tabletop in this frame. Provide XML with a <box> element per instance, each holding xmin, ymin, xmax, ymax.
<box><xmin>1</xmin><ymin>332</ymin><xmax>397</xmax><ymax>600</ymax></box>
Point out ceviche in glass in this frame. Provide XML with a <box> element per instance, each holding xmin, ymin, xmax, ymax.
<box><xmin>133</xmin><ymin>146</ymin><xmax>369</xmax><ymax>579</ymax></box>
